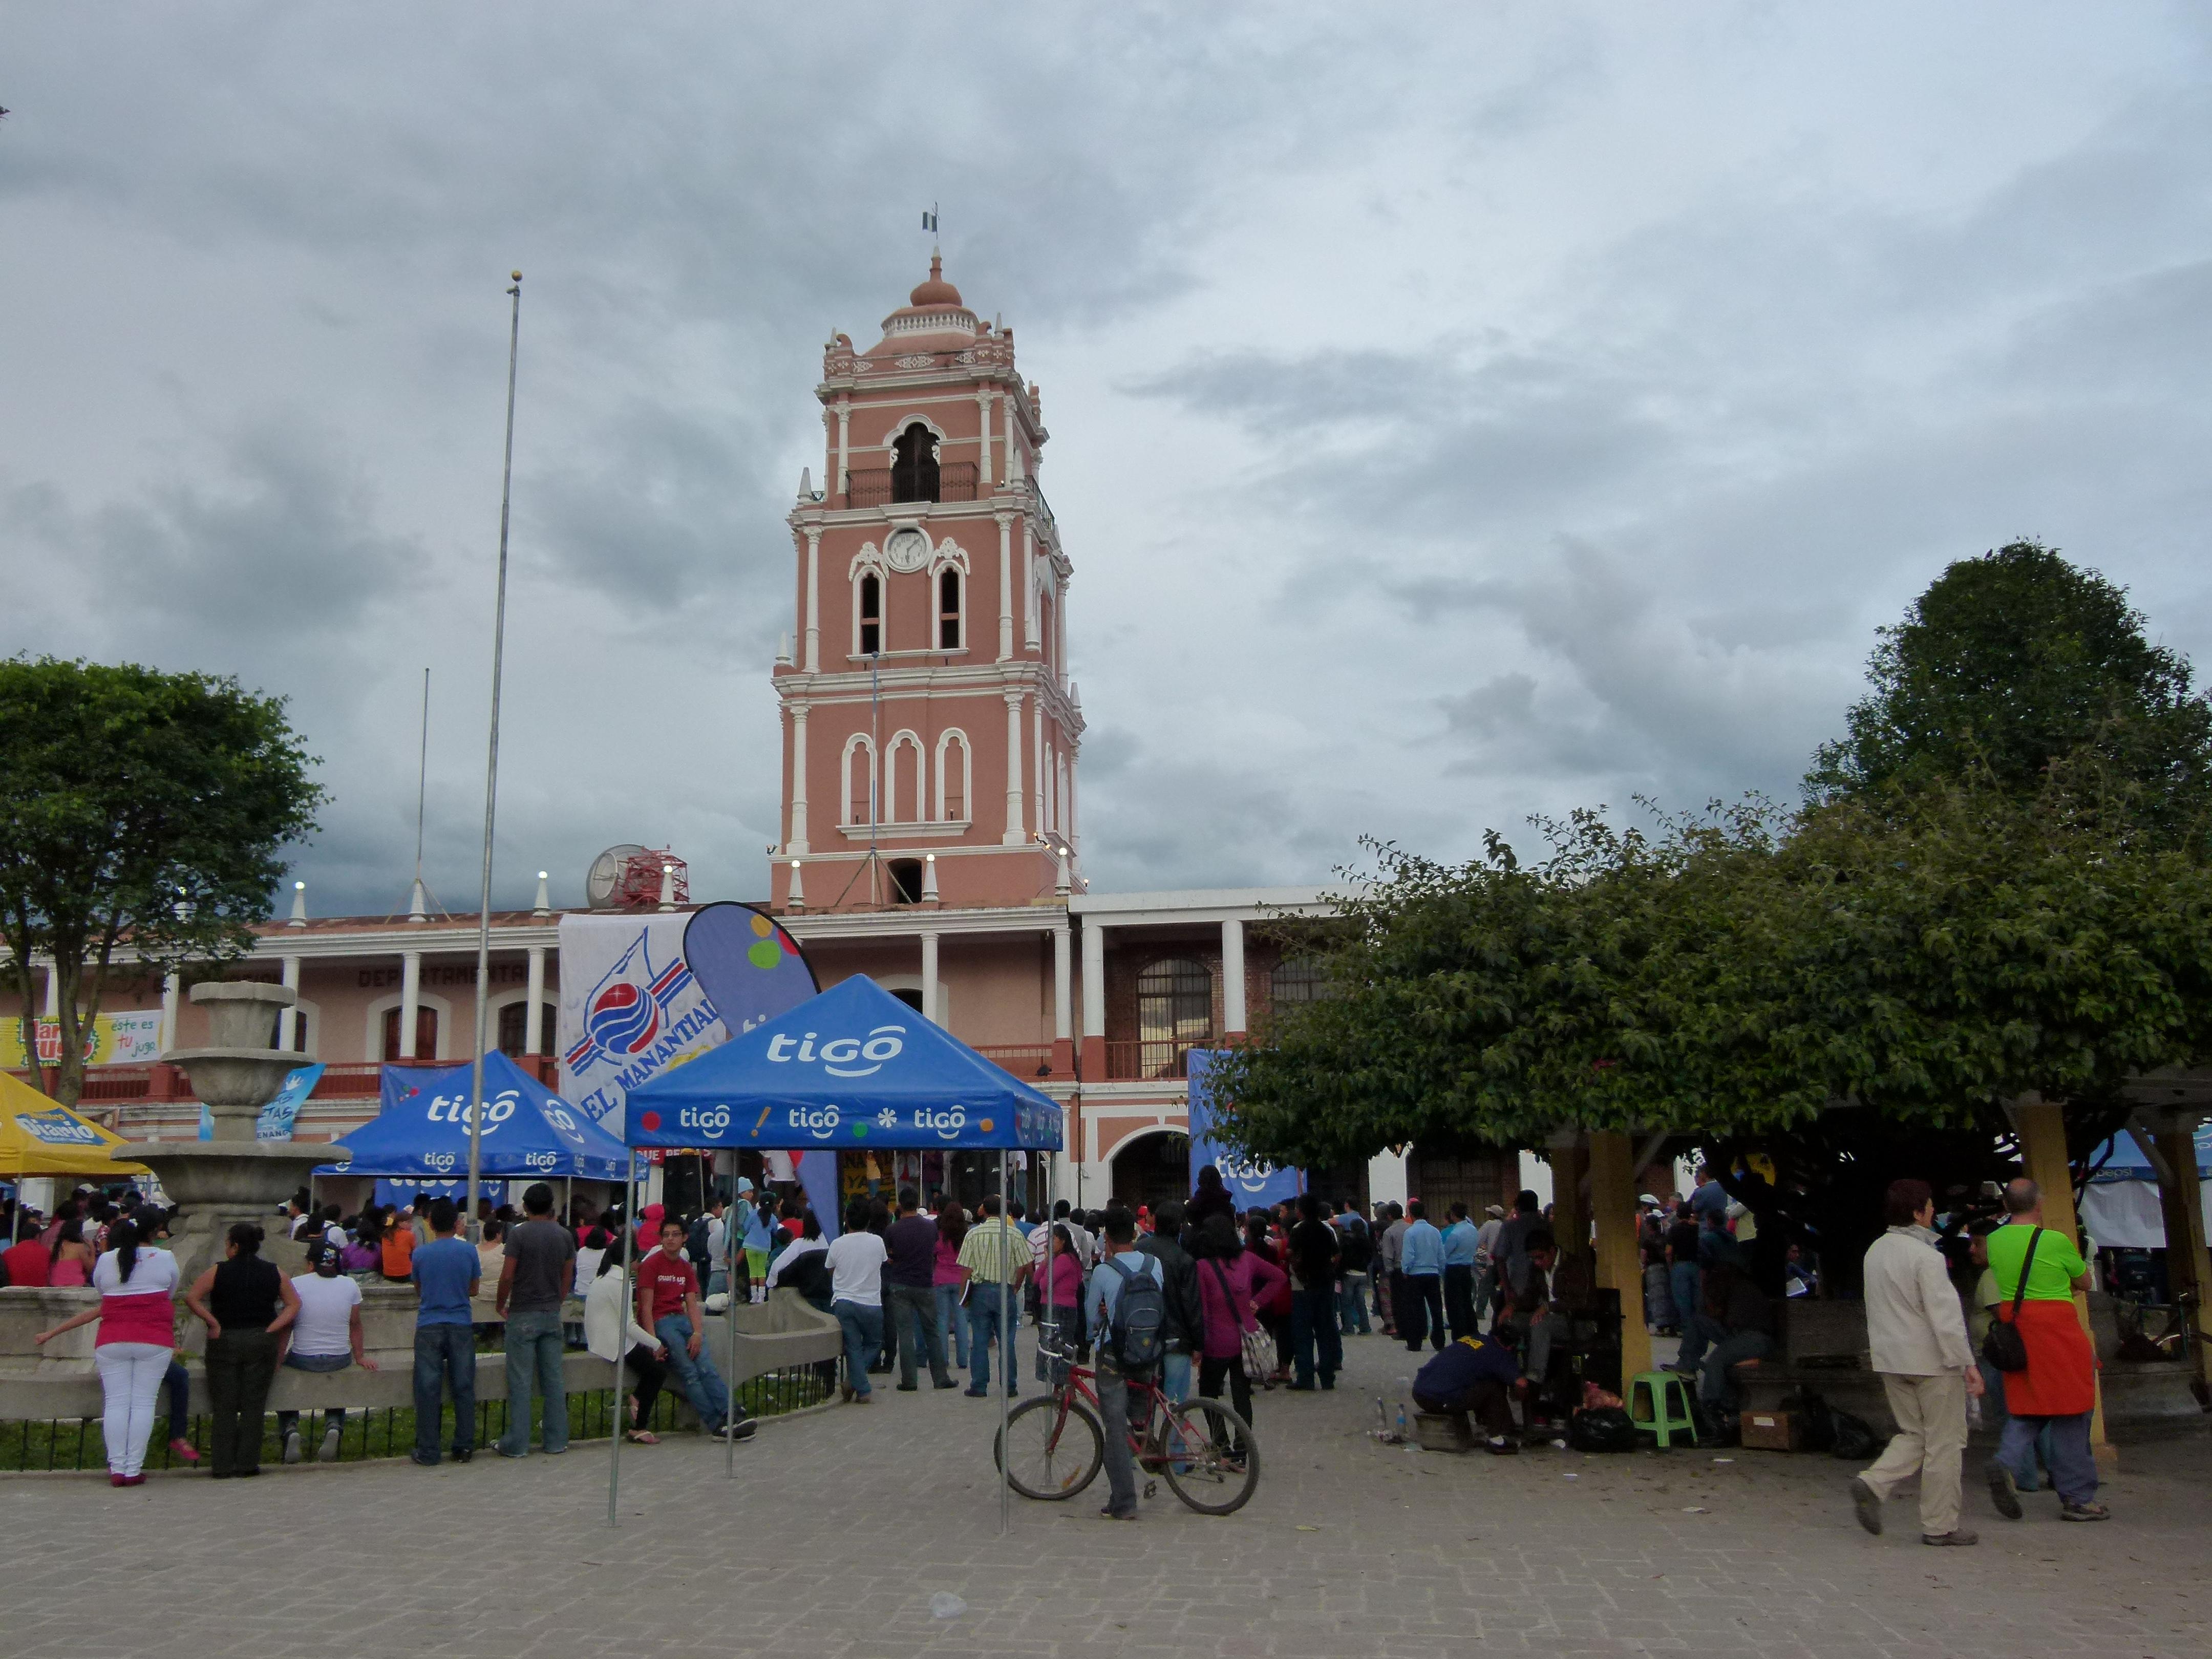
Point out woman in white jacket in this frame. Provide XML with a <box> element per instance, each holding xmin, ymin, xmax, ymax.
<box><xmin>585</xmin><ymin>1249</ymin><xmax>670</xmax><ymax>1444</ymax></box>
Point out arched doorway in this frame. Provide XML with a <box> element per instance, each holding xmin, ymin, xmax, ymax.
<box><xmin>1109</xmin><ymin>1129</ymin><xmax>1190</xmax><ymax>1216</ymax></box>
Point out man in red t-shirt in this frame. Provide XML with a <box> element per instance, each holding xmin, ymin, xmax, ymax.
<box><xmin>636</xmin><ymin>1218</ymin><xmax>750</xmax><ymax>1440</ymax></box>
<box><xmin>2</xmin><ymin>1217</ymin><xmax>51</xmax><ymax>1288</ymax></box>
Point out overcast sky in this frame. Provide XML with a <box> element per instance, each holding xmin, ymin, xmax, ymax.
<box><xmin>4</xmin><ymin>4</ymin><xmax>2208</xmax><ymax>916</ymax></box>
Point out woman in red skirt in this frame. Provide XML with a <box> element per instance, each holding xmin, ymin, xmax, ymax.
<box><xmin>1984</xmin><ymin>1179</ymin><xmax>2107</xmax><ymax>1523</ymax></box>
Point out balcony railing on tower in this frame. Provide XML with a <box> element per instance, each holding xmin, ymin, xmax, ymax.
<box><xmin>845</xmin><ymin>462</ymin><xmax>977</xmax><ymax>508</ymax></box>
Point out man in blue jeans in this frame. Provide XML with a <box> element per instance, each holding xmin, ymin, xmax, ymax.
<box><xmin>1287</xmin><ymin>1193</ymin><xmax>1344</xmax><ymax>1389</ymax></box>
<box><xmin>496</xmin><ymin>1181</ymin><xmax>576</xmax><ymax>1458</ymax></box>
<box><xmin>640</xmin><ymin>1217</ymin><xmax>751</xmax><ymax>1439</ymax></box>
<box><xmin>1088</xmin><ymin>1207</ymin><xmax>1164</xmax><ymax>1521</ymax></box>
<box><xmin>826</xmin><ymin>1200</ymin><xmax>889</xmax><ymax>1402</ymax></box>
<box><xmin>409</xmin><ymin>1196</ymin><xmax>479</xmax><ymax>1466</ymax></box>
<box><xmin>957</xmin><ymin>1194</ymin><xmax>1033</xmax><ymax>1398</ymax></box>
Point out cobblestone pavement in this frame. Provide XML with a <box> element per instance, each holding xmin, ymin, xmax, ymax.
<box><xmin>5</xmin><ymin>1332</ymin><xmax>2208</xmax><ymax>1659</ymax></box>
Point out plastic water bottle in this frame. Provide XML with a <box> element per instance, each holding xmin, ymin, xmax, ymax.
<box><xmin>1395</xmin><ymin>1400</ymin><xmax>1409</xmax><ymax>1439</ymax></box>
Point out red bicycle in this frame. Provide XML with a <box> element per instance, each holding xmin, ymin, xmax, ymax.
<box><xmin>992</xmin><ymin>1341</ymin><xmax>1262</xmax><ymax>1515</ymax></box>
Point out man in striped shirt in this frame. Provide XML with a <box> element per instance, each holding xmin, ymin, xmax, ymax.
<box><xmin>958</xmin><ymin>1195</ymin><xmax>1033</xmax><ymax>1398</ymax></box>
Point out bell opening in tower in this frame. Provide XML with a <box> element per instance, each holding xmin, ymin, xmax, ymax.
<box><xmin>890</xmin><ymin>423</ymin><xmax>941</xmax><ymax>503</ymax></box>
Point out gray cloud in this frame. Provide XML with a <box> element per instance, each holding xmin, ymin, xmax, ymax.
<box><xmin>2</xmin><ymin>3</ymin><xmax>2208</xmax><ymax>913</ymax></box>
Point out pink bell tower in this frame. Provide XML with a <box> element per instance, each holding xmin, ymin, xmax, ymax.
<box><xmin>774</xmin><ymin>255</ymin><xmax>1081</xmax><ymax>914</ymax></box>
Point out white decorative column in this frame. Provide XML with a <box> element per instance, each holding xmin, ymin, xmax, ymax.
<box><xmin>1033</xmin><ymin>714</ymin><xmax>1047</xmax><ymax>837</ymax></box>
<box><xmin>995</xmin><ymin>514</ymin><xmax>1013</xmax><ymax>662</ymax></box>
<box><xmin>836</xmin><ymin>398</ymin><xmax>851</xmax><ymax>496</ymax></box>
<box><xmin>788</xmin><ymin>703</ymin><xmax>810</xmax><ymax>854</ymax></box>
<box><xmin>279</xmin><ymin>955</ymin><xmax>302</xmax><ymax>1051</ymax></box>
<box><xmin>43</xmin><ymin>964</ymin><xmax>59</xmax><ymax>1016</ymax></box>
<box><xmin>976</xmin><ymin>392</ymin><xmax>993</xmax><ymax>488</ymax></box>
<box><xmin>1055</xmin><ymin>577</ymin><xmax>1069</xmax><ymax>686</ymax></box>
<box><xmin>1023</xmin><ymin>522</ymin><xmax>1038</xmax><ymax>649</ymax></box>
<box><xmin>525</xmin><ymin>945</ymin><xmax>546</xmax><ymax>1057</ymax></box>
<box><xmin>803</xmin><ymin>528</ymin><xmax>821</xmax><ymax>671</ymax></box>
<box><xmin>159</xmin><ymin>972</ymin><xmax>181</xmax><ymax>1052</ymax></box>
<box><xmin>786</xmin><ymin>859</ymin><xmax>806</xmax><ymax>911</ymax></box>
<box><xmin>920</xmin><ymin>931</ymin><xmax>940</xmax><ymax>1027</ymax></box>
<box><xmin>1002</xmin><ymin>691</ymin><xmax>1026</xmax><ymax>845</ymax></box>
<box><xmin>1080</xmin><ymin>921</ymin><xmax>1106</xmax><ymax>1077</ymax></box>
<box><xmin>1221</xmin><ymin>918</ymin><xmax>1247</xmax><ymax>1040</ymax></box>
<box><xmin>1053</xmin><ymin>926</ymin><xmax>1072</xmax><ymax>1043</ymax></box>
<box><xmin>398</xmin><ymin>950</ymin><xmax>422</xmax><ymax>1059</ymax></box>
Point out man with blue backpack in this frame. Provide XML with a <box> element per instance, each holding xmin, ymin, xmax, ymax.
<box><xmin>1087</xmin><ymin>1205</ymin><xmax>1165</xmax><ymax>1522</ymax></box>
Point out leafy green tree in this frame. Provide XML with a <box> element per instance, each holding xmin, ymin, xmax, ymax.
<box><xmin>0</xmin><ymin>658</ymin><xmax>324</xmax><ymax>1105</ymax></box>
<box><xmin>1807</xmin><ymin>540</ymin><xmax>2212</xmax><ymax>837</ymax></box>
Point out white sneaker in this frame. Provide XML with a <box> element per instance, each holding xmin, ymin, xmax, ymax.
<box><xmin>318</xmin><ymin>1425</ymin><xmax>342</xmax><ymax>1463</ymax></box>
<box><xmin>282</xmin><ymin>1430</ymin><xmax>302</xmax><ymax>1464</ymax></box>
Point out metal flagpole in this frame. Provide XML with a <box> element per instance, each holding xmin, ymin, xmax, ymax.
<box><xmin>466</xmin><ymin>269</ymin><xmax>523</xmax><ymax>1243</ymax></box>
<box><xmin>608</xmin><ymin>1148</ymin><xmax>637</xmax><ymax>1527</ymax></box>
<box><xmin>998</xmin><ymin>1147</ymin><xmax>1011</xmax><ymax>1535</ymax></box>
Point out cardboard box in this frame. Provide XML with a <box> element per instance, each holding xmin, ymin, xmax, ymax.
<box><xmin>1740</xmin><ymin>1409</ymin><xmax>1802</xmax><ymax>1451</ymax></box>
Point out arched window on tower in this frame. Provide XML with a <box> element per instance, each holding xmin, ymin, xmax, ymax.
<box><xmin>936</xmin><ymin>730</ymin><xmax>970</xmax><ymax>821</ymax></box>
<box><xmin>938</xmin><ymin>567</ymin><xmax>963</xmax><ymax>650</ymax></box>
<box><xmin>891</xmin><ymin>423</ymin><xmax>940</xmax><ymax>503</ymax></box>
<box><xmin>1136</xmin><ymin>958</ymin><xmax>1213</xmax><ymax>1080</ymax></box>
<box><xmin>843</xmin><ymin>735</ymin><xmax>878</xmax><ymax>826</ymax></box>
<box><xmin>858</xmin><ymin>572</ymin><xmax>882</xmax><ymax>656</ymax></box>
<box><xmin>886</xmin><ymin>731</ymin><xmax>924</xmax><ymax>823</ymax></box>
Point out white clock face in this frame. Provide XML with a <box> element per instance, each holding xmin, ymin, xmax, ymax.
<box><xmin>884</xmin><ymin>528</ymin><xmax>930</xmax><ymax>572</ymax></box>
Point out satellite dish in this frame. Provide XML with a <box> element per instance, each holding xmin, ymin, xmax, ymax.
<box><xmin>586</xmin><ymin>845</ymin><xmax>650</xmax><ymax>908</ymax></box>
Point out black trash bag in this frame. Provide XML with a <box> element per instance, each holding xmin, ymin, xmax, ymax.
<box><xmin>1699</xmin><ymin>1401</ymin><xmax>1741</xmax><ymax>1448</ymax></box>
<box><xmin>1783</xmin><ymin>1389</ymin><xmax>1837</xmax><ymax>1454</ymax></box>
<box><xmin>1568</xmin><ymin>1406</ymin><xmax>1640</xmax><ymax>1453</ymax></box>
<box><xmin>1828</xmin><ymin>1409</ymin><xmax>1882</xmax><ymax>1461</ymax></box>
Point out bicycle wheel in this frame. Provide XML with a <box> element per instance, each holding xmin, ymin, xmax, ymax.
<box><xmin>993</xmin><ymin>1395</ymin><xmax>1104</xmax><ymax>1501</ymax></box>
<box><xmin>1156</xmin><ymin>1396</ymin><xmax>1261</xmax><ymax>1515</ymax></box>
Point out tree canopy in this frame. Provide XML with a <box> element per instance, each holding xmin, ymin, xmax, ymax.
<box><xmin>1807</xmin><ymin>540</ymin><xmax>2212</xmax><ymax>839</ymax></box>
<box><xmin>0</xmin><ymin>657</ymin><xmax>324</xmax><ymax>1105</ymax></box>
<box><xmin>1214</xmin><ymin>545</ymin><xmax>2212</xmax><ymax>1176</ymax></box>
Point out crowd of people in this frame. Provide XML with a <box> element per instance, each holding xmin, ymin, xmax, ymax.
<box><xmin>0</xmin><ymin>1160</ymin><xmax>2120</xmax><ymax>1536</ymax></box>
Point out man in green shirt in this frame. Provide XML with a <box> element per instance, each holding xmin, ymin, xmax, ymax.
<box><xmin>1982</xmin><ymin>1180</ymin><xmax>2107</xmax><ymax>1524</ymax></box>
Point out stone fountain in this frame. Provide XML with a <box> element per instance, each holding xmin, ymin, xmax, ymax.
<box><xmin>121</xmin><ymin>981</ymin><xmax>328</xmax><ymax>1281</ymax></box>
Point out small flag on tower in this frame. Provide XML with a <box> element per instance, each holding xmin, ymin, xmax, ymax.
<box><xmin>923</xmin><ymin>206</ymin><xmax>938</xmax><ymax>232</ymax></box>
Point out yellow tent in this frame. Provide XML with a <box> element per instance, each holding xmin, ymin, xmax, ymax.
<box><xmin>0</xmin><ymin>1070</ymin><xmax>152</xmax><ymax>1178</ymax></box>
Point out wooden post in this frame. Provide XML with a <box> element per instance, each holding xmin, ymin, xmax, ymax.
<box><xmin>1588</xmin><ymin>1130</ymin><xmax>1652</xmax><ymax>1386</ymax></box>
<box><xmin>2149</xmin><ymin>1121</ymin><xmax>2209</xmax><ymax>1396</ymax></box>
<box><xmin>1546</xmin><ymin>1132</ymin><xmax>1588</xmax><ymax>1274</ymax></box>
<box><xmin>2014</xmin><ymin>1097</ymin><xmax>2113</xmax><ymax>1464</ymax></box>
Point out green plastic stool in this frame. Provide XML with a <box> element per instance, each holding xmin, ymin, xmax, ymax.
<box><xmin>1627</xmin><ymin>1370</ymin><xmax>1698</xmax><ymax>1448</ymax></box>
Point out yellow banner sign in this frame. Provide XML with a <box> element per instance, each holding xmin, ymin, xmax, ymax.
<box><xmin>0</xmin><ymin>1011</ymin><xmax>165</xmax><ymax>1070</ymax></box>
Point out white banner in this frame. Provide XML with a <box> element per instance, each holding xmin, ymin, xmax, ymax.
<box><xmin>556</xmin><ymin>913</ymin><xmax>726</xmax><ymax>1135</ymax></box>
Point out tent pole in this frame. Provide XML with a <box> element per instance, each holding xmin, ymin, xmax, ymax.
<box><xmin>608</xmin><ymin>1148</ymin><xmax>636</xmax><ymax>1528</ymax></box>
<box><xmin>726</xmin><ymin>1148</ymin><xmax>740</xmax><ymax>1479</ymax></box>
<box><xmin>998</xmin><ymin>1146</ymin><xmax>1010</xmax><ymax>1536</ymax></box>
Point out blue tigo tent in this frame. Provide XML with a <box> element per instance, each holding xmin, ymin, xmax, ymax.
<box><xmin>623</xmin><ymin>975</ymin><xmax>1065</xmax><ymax>1156</ymax></box>
<box><xmin>320</xmin><ymin>1050</ymin><xmax>628</xmax><ymax>1181</ymax></box>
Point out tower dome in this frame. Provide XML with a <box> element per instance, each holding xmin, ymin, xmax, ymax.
<box><xmin>909</xmin><ymin>254</ymin><xmax>962</xmax><ymax>308</ymax></box>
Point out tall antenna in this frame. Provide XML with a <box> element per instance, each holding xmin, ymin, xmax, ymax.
<box><xmin>412</xmin><ymin>667</ymin><xmax>430</xmax><ymax>884</ymax></box>
<box><xmin>465</xmin><ymin>269</ymin><xmax>524</xmax><ymax>1239</ymax></box>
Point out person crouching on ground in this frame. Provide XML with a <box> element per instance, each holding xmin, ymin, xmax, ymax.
<box><xmin>1849</xmin><ymin>1178</ymin><xmax>1983</xmax><ymax>1546</ymax></box>
<box><xmin>1413</xmin><ymin>1332</ymin><xmax>1521</xmax><ymax>1455</ymax></box>
<box><xmin>640</xmin><ymin>1217</ymin><xmax>750</xmax><ymax>1440</ymax></box>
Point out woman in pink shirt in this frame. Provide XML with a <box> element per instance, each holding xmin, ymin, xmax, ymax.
<box><xmin>1034</xmin><ymin>1225</ymin><xmax>1088</xmax><ymax>1381</ymax></box>
<box><xmin>33</xmin><ymin>1216</ymin><xmax>181</xmax><ymax>1484</ymax></box>
<box><xmin>48</xmin><ymin>1217</ymin><xmax>95</xmax><ymax>1288</ymax></box>
<box><xmin>1193</xmin><ymin>1213</ymin><xmax>1285</xmax><ymax>1458</ymax></box>
<box><xmin>932</xmin><ymin>1202</ymin><xmax>970</xmax><ymax>1377</ymax></box>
